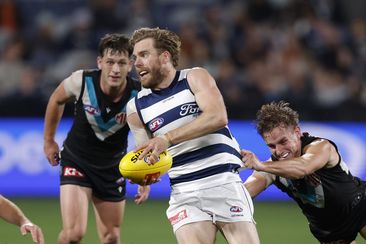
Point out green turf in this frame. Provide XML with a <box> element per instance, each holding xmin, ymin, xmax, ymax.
<box><xmin>0</xmin><ymin>198</ymin><xmax>364</xmax><ymax>243</ymax></box>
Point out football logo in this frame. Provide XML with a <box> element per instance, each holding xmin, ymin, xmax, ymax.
<box><xmin>83</xmin><ymin>105</ymin><xmax>101</xmax><ymax>116</ymax></box>
<box><xmin>149</xmin><ymin>117</ymin><xmax>164</xmax><ymax>131</ymax></box>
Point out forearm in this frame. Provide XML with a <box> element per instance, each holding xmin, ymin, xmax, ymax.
<box><xmin>0</xmin><ymin>197</ymin><xmax>29</xmax><ymax>227</ymax></box>
<box><xmin>43</xmin><ymin>97</ymin><xmax>65</xmax><ymax>142</ymax></box>
<box><xmin>261</xmin><ymin>158</ymin><xmax>310</xmax><ymax>179</ymax></box>
<box><xmin>165</xmin><ymin>111</ymin><xmax>227</xmax><ymax>145</ymax></box>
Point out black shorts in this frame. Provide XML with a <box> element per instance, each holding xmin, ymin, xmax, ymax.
<box><xmin>59</xmin><ymin>158</ymin><xmax>126</xmax><ymax>202</ymax></box>
<box><xmin>311</xmin><ymin>184</ymin><xmax>366</xmax><ymax>243</ymax></box>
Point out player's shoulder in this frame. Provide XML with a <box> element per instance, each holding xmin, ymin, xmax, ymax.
<box><xmin>181</xmin><ymin>67</ymin><xmax>206</xmax><ymax>77</ymax></box>
<box><xmin>80</xmin><ymin>68</ymin><xmax>100</xmax><ymax>76</ymax></box>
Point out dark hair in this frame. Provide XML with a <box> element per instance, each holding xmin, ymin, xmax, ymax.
<box><xmin>98</xmin><ymin>33</ymin><xmax>132</xmax><ymax>57</ymax></box>
<box><xmin>129</xmin><ymin>27</ymin><xmax>181</xmax><ymax>67</ymax></box>
<box><xmin>255</xmin><ymin>101</ymin><xmax>299</xmax><ymax>136</ymax></box>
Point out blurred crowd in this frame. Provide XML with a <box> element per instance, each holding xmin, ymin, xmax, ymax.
<box><xmin>0</xmin><ymin>0</ymin><xmax>366</xmax><ymax>121</ymax></box>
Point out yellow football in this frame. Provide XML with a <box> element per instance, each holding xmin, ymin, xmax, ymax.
<box><xmin>119</xmin><ymin>150</ymin><xmax>173</xmax><ymax>185</ymax></box>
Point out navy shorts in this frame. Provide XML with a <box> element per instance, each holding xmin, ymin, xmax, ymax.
<box><xmin>60</xmin><ymin>158</ymin><xmax>126</xmax><ymax>202</ymax></box>
<box><xmin>311</xmin><ymin>183</ymin><xmax>366</xmax><ymax>243</ymax></box>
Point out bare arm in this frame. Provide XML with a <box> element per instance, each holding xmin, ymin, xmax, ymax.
<box><xmin>43</xmin><ymin>81</ymin><xmax>73</xmax><ymax>165</ymax></box>
<box><xmin>0</xmin><ymin>196</ymin><xmax>44</xmax><ymax>243</ymax></box>
<box><xmin>165</xmin><ymin>67</ymin><xmax>228</xmax><ymax>145</ymax></box>
<box><xmin>127</xmin><ymin>105</ymin><xmax>152</xmax><ymax>147</ymax></box>
<box><xmin>244</xmin><ymin>172</ymin><xmax>272</xmax><ymax>198</ymax></box>
<box><xmin>242</xmin><ymin>140</ymin><xmax>338</xmax><ymax>179</ymax></box>
<box><xmin>126</xmin><ymin>104</ymin><xmax>152</xmax><ymax>197</ymax></box>
<box><xmin>136</xmin><ymin>67</ymin><xmax>228</xmax><ymax>162</ymax></box>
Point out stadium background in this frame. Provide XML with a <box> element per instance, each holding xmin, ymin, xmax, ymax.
<box><xmin>1</xmin><ymin>0</ymin><xmax>366</xmax><ymax>243</ymax></box>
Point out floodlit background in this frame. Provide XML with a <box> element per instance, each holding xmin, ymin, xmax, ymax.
<box><xmin>0</xmin><ymin>0</ymin><xmax>366</xmax><ymax>243</ymax></box>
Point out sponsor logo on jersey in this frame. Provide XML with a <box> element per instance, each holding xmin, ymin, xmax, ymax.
<box><xmin>179</xmin><ymin>103</ymin><xmax>200</xmax><ymax>116</ymax></box>
<box><xmin>115</xmin><ymin>112</ymin><xmax>126</xmax><ymax>125</ymax></box>
<box><xmin>149</xmin><ymin>117</ymin><xmax>164</xmax><ymax>132</ymax></box>
<box><xmin>169</xmin><ymin>209</ymin><xmax>188</xmax><ymax>225</ymax></box>
<box><xmin>63</xmin><ymin>166</ymin><xmax>84</xmax><ymax>177</ymax></box>
<box><xmin>83</xmin><ymin>105</ymin><xmax>101</xmax><ymax>116</ymax></box>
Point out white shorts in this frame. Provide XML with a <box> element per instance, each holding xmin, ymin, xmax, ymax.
<box><xmin>166</xmin><ymin>181</ymin><xmax>255</xmax><ymax>232</ymax></box>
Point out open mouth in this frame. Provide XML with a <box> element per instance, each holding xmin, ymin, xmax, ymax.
<box><xmin>139</xmin><ymin>70</ymin><xmax>148</xmax><ymax>78</ymax></box>
<box><xmin>278</xmin><ymin>152</ymin><xmax>289</xmax><ymax>160</ymax></box>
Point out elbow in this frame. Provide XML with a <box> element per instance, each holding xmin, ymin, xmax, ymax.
<box><xmin>217</xmin><ymin>115</ymin><xmax>228</xmax><ymax>128</ymax></box>
<box><xmin>202</xmin><ymin>110</ymin><xmax>228</xmax><ymax>130</ymax></box>
<box><xmin>213</xmin><ymin>112</ymin><xmax>228</xmax><ymax>128</ymax></box>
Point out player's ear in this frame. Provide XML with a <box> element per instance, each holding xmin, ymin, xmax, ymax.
<box><xmin>97</xmin><ymin>56</ymin><xmax>102</xmax><ymax>69</ymax></box>
<box><xmin>294</xmin><ymin>126</ymin><xmax>301</xmax><ymax>138</ymax></box>
<box><xmin>160</xmin><ymin>50</ymin><xmax>171</xmax><ymax>65</ymax></box>
<box><xmin>128</xmin><ymin>59</ymin><xmax>133</xmax><ymax>72</ymax></box>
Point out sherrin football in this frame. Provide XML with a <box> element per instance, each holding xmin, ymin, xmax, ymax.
<box><xmin>119</xmin><ymin>150</ymin><xmax>173</xmax><ymax>184</ymax></box>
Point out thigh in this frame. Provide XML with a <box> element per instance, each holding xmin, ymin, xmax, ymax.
<box><xmin>175</xmin><ymin>221</ymin><xmax>217</xmax><ymax>244</ymax></box>
<box><xmin>202</xmin><ymin>182</ymin><xmax>255</xmax><ymax>223</ymax></box>
<box><xmin>217</xmin><ymin>221</ymin><xmax>260</xmax><ymax>244</ymax></box>
<box><xmin>167</xmin><ymin>191</ymin><xmax>212</xmax><ymax>233</ymax></box>
<box><xmin>60</xmin><ymin>184</ymin><xmax>91</xmax><ymax>231</ymax></box>
<box><xmin>88</xmin><ymin>164</ymin><xmax>126</xmax><ymax>202</ymax></box>
<box><xmin>92</xmin><ymin>197</ymin><xmax>126</xmax><ymax>233</ymax></box>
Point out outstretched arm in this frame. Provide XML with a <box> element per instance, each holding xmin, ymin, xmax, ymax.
<box><xmin>241</xmin><ymin>140</ymin><xmax>338</xmax><ymax>179</ymax></box>
<box><xmin>0</xmin><ymin>195</ymin><xmax>44</xmax><ymax>244</ymax></box>
<box><xmin>244</xmin><ymin>172</ymin><xmax>273</xmax><ymax>198</ymax></box>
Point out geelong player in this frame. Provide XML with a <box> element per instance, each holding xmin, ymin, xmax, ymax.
<box><xmin>43</xmin><ymin>34</ymin><xmax>149</xmax><ymax>244</ymax></box>
<box><xmin>243</xmin><ymin>101</ymin><xmax>366</xmax><ymax>243</ymax></box>
<box><xmin>126</xmin><ymin>27</ymin><xmax>260</xmax><ymax>244</ymax></box>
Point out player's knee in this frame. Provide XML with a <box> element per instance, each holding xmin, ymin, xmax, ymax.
<box><xmin>62</xmin><ymin>227</ymin><xmax>85</xmax><ymax>243</ymax></box>
<box><xmin>101</xmin><ymin>228</ymin><xmax>120</xmax><ymax>244</ymax></box>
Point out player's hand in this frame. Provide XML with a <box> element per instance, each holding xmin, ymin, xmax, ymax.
<box><xmin>134</xmin><ymin>185</ymin><xmax>150</xmax><ymax>205</ymax></box>
<box><xmin>135</xmin><ymin>136</ymin><xmax>170</xmax><ymax>165</ymax></box>
<box><xmin>141</xmin><ymin>177</ymin><xmax>161</xmax><ymax>185</ymax></box>
<box><xmin>241</xmin><ymin>149</ymin><xmax>264</xmax><ymax>171</ymax></box>
<box><xmin>43</xmin><ymin>140</ymin><xmax>60</xmax><ymax>166</ymax></box>
<box><xmin>20</xmin><ymin>222</ymin><xmax>45</xmax><ymax>244</ymax></box>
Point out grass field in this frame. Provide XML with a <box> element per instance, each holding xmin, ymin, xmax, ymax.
<box><xmin>0</xmin><ymin>198</ymin><xmax>363</xmax><ymax>244</ymax></box>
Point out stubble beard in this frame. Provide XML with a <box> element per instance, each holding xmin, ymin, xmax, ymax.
<box><xmin>142</xmin><ymin>67</ymin><xmax>165</xmax><ymax>89</ymax></box>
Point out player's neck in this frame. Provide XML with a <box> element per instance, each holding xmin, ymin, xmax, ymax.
<box><xmin>101</xmin><ymin>80</ymin><xmax>127</xmax><ymax>102</ymax></box>
<box><xmin>156</xmin><ymin>67</ymin><xmax>176</xmax><ymax>90</ymax></box>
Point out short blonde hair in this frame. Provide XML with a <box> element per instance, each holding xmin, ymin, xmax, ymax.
<box><xmin>130</xmin><ymin>27</ymin><xmax>181</xmax><ymax>67</ymax></box>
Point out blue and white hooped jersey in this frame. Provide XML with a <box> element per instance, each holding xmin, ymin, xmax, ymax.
<box><xmin>130</xmin><ymin>68</ymin><xmax>243</xmax><ymax>192</ymax></box>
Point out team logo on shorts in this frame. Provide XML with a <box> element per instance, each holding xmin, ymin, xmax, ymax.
<box><xmin>230</xmin><ymin>206</ymin><xmax>243</xmax><ymax>213</ymax></box>
<box><xmin>63</xmin><ymin>167</ymin><xmax>84</xmax><ymax>177</ymax></box>
<box><xmin>169</xmin><ymin>209</ymin><xmax>187</xmax><ymax>225</ymax></box>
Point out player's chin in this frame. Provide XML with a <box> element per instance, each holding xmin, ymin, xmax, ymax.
<box><xmin>108</xmin><ymin>77</ymin><xmax>122</xmax><ymax>85</ymax></box>
<box><xmin>140</xmin><ymin>75</ymin><xmax>152</xmax><ymax>86</ymax></box>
